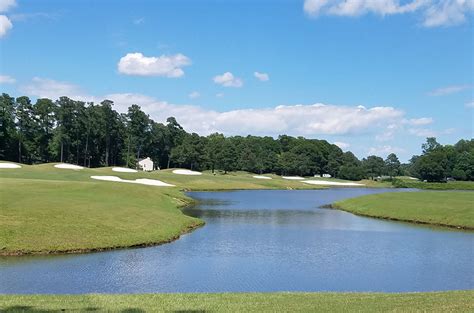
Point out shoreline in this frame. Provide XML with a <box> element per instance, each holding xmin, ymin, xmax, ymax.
<box><xmin>0</xmin><ymin>221</ymin><xmax>205</xmax><ymax>257</ymax></box>
<box><xmin>330</xmin><ymin>204</ymin><xmax>474</xmax><ymax>231</ymax></box>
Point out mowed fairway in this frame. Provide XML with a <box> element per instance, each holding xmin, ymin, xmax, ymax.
<box><xmin>0</xmin><ymin>291</ymin><xmax>473</xmax><ymax>312</ymax></box>
<box><xmin>0</xmin><ymin>165</ymin><xmax>204</xmax><ymax>255</ymax></box>
<box><xmin>334</xmin><ymin>191</ymin><xmax>474</xmax><ymax>229</ymax></box>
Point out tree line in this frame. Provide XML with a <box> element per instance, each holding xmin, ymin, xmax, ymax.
<box><xmin>1</xmin><ymin>93</ymin><xmax>472</xmax><ymax>181</ymax></box>
<box><xmin>407</xmin><ymin>137</ymin><xmax>474</xmax><ymax>182</ymax></box>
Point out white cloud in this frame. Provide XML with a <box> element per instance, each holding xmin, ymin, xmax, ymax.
<box><xmin>0</xmin><ymin>74</ymin><xmax>15</xmax><ymax>83</ymax></box>
<box><xmin>334</xmin><ymin>141</ymin><xmax>350</xmax><ymax>149</ymax></box>
<box><xmin>0</xmin><ymin>0</ymin><xmax>16</xmax><ymax>13</ymax></box>
<box><xmin>188</xmin><ymin>91</ymin><xmax>200</xmax><ymax>99</ymax></box>
<box><xmin>20</xmin><ymin>77</ymin><xmax>93</xmax><ymax>101</ymax></box>
<box><xmin>423</xmin><ymin>0</ymin><xmax>474</xmax><ymax>27</ymax></box>
<box><xmin>304</xmin><ymin>0</ymin><xmax>426</xmax><ymax>16</ymax></box>
<box><xmin>0</xmin><ymin>15</ymin><xmax>12</xmax><ymax>37</ymax></box>
<box><xmin>409</xmin><ymin>128</ymin><xmax>437</xmax><ymax>137</ymax></box>
<box><xmin>21</xmin><ymin>77</ymin><xmax>407</xmax><ymax>138</ymax></box>
<box><xmin>368</xmin><ymin>145</ymin><xmax>405</xmax><ymax>157</ymax></box>
<box><xmin>254</xmin><ymin>71</ymin><xmax>269</xmax><ymax>82</ymax></box>
<box><xmin>303</xmin><ymin>0</ymin><xmax>474</xmax><ymax>27</ymax></box>
<box><xmin>213</xmin><ymin>72</ymin><xmax>243</xmax><ymax>88</ymax></box>
<box><xmin>406</xmin><ymin>117</ymin><xmax>434</xmax><ymax>125</ymax></box>
<box><xmin>304</xmin><ymin>0</ymin><xmax>330</xmax><ymax>16</ymax></box>
<box><xmin>215</xmin><ymin>93</ymin><xmax>224</xmax><ymax>98</ymax></box>
<box><xmin>465</xmin><ymin>101</ymin><xmax>474</xmax><ymax>108</ymax></box>
<box><xmin>428</xmin><ymin>84</ymin><xmax>471</xmax><ymax>96</ymax></box>
<box><xmin>0</xmin><ymin>0</ymin><xmax>15</xmax><ymax>38</ymax></box>
<box><xmin>117</xmin><ymin>52</ymin><xmax>191</xmax><ymax>77</ymax></box>
<box><xmin>375</xmin><ymin>123</ymin><xmax>399</xmax><ymax>141</ymax></box>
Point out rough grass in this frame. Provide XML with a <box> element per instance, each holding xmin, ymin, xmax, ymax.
<box><xmin>0</xmin><ymin>291</ymin><xmax>473</xmax><ymax>312</ymax></box>
<box><xmin>334</xmin><ymin>191</ymin><xmax>474</xmax><ymax>229</ymax></box>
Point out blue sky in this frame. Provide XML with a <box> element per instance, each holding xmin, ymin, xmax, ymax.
<box><xmin>0</xmin><ymin>0</ymin><xmax>473</xmax><ymax>161</ymax></box>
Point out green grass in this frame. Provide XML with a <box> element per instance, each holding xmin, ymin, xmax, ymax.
<box><xmin>334</xmin><ymin>191</ymin><xmax>474</xmax><ymax>229</ymax></box>
<box><xmin>1</xmin><ymin>291</ymin><xmax>473</xmax><ymax>312</ymax></box>
<box><xmin>0</xmin><ymin>164</ymin><xmax>208</xmax><ymax>255</ymax></box>
<box><xmin>392</xmin><ymin>177</ymin><xmax>474</xmax><ymax>190</ymax></box>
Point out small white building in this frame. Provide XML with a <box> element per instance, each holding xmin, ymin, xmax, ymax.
<box><xmin>322</xmin><ymin>173</ymin><xmax>332</xmax><ymax>178</ymax></box>
<box><xmin>314</xmin><ymin>174</ymin><xmax>321</xmax><ymax>178</ymax></box>
<box><xmin>138</xmin><ymin>157</ymin><xmax>154</xmax><ymax>172</ymax></box>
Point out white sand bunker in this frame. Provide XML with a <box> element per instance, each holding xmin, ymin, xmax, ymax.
<box><xmin>303</xmin><ymin>180</ymin><xmax>365</xmax><ymax>186</ymax></box>
<box><xmin>172</xmin><ymin>169</ymin><xmax>202</xmax><ymax>176</ymax></box>
<box><xmin>90</xmin><ymin>175</ymin><xmax>174</xmax><ymax>187</ymax></box>
<box><xmin>253</xmin><ymin>175</ymin><xmax>272</xmax><ymax>180</ymax></box>
<box><xmin>135</xmin><ymin>178</ymin><xmax>174</xmax><ymax>187</ymax></box>
<box><xmin>112</xmin><ymin>167</ymin><xmax>138</xmax><ymax>173</ymax></box>
<box><xmin>54</xmin><ymin>163</ymin><xmax>84</xmax><ymax>170</ymax></box>
<box><xmin>282</xmin><ymin>176</ymin><xmax>305</xmax><ymax>180</ymax></box>
<box><xmin>0</xmin><ymin>162</ymin><xmax>22</xmax><ymax>169</ymax></box>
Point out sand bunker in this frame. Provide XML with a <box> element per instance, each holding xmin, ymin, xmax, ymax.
<box><xmin>112</xmin><ymin>167</ymin><xmax>138</xmax><ymax>173</ymax></box>
<box><xmin>253</xmin><ymin>175</ymin><xmax>272</xmax><ymax>180</ymax></box>
<box><xmin>90</xmin><ymin>175</ymin><xmax>174</xmax><ymax>187</ymax></box>
<box><xmin>172</xmin><ymin>169</ymin><xmax>202</xmax><ymax>176</ymax></box>
<box><xmin>0</xmin><ymin>163</ymin><xmax>22</xmax><ymax>169</ymax></box>
<box><xmin>134</xmin><ymin>178</ymin><xmax>175</xmax><ymax>187</ymax></box>
<box><xmin>54</xmin><ymin>163</ymin><xmax>84</xmax><ymax>170</ymax></box>
<box><xmin>90</xmin><ymin>175</ymin><xmax>123</xmax><ymax>182</ymax></box>
<box><xmin>303</xmin><ymin>180</ymin><xmax>364</xmax><ymax>186</ymax></box>
<box><xmin>282</xmin><ymin>176</ymin><xmax>305</xmax><ymax>180</ymax></box>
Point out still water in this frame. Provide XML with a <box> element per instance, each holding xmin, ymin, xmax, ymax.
<box><xmin>0</xmin><ymin>188</ymin><xmax>473</xmax><ymax>294</ymax></box>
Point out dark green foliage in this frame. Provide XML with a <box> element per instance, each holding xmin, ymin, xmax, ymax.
<box><xmin>362</xmin><ymin>155</ymin><xmax>385</xmax><ymax>179</ymax></box>
<box><xmin>2</xmin><ymin>93</ymin><xmax>472</xmax><ymax>181</ymax></box>
<box><xmin>408</xmin><ymin>138</ymin><xmax>474</xmax><ymax>182</ymax></box>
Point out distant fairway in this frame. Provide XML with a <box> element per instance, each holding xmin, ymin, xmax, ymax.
<box><xmin>334</xmin><ymin>191</ymin><xmax>474</xmax><ymax>229</ymax></box>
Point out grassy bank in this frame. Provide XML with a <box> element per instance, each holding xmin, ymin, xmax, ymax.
<box><xmin>0</xmin><ymin>177</ymin><xmax>203</xmax><ymax>255</ymax></box>
<box><xmin>334</xmin><ymin>191</ymin><xmax>474</xmax><ymax>229</ymax></box>
<box><xmin>1</xmin><ymin>291</ymin><xmax>473</xmax><ymax>312</ymax></box>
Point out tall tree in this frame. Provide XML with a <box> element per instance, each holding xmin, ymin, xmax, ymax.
<box><xmin>384</xmin><ymin>153</ymin><xmax>401</xmax><ymax>178</ymax></box>
<box><xmin>15</xmin><ymin>96</ymin><xmax>37</xmax><ymax>163</ymax></box>
<box><xmin>0</xmin><ymin>93</ymin><xmax>16</xmax><ymax>160</ymax></box>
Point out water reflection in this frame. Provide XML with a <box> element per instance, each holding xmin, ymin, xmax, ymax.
<box><xmin>0</xmin><ymin>188</ymin><xmax>472</xmax><ymax>294</ymax></box>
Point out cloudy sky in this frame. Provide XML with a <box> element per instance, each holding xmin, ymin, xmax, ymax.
<box><xmin>0</xmin><ymin>0</ymin><xmax>473</xmax><ymax>161</ymax></box>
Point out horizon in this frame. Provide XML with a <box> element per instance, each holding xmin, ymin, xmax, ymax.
<box><xmin>1</xmin><ymin>0</ymin><xmax>473</xmax><ymax>162</ymax></box>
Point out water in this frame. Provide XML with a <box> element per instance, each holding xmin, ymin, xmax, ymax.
<box><xmin>0</xmin><ymin>188</ymin><xmax>473</xmax><ymax>294</ymax></box>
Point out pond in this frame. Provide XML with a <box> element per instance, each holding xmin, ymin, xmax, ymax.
<box><xmin>0</xmin><ymin>188</ymin><xmax>473</xmax><ymax>294</ymax></box>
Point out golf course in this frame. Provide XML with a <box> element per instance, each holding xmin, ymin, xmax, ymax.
<box><xmin>0</xmin><ymin>162</ymin><xmax>361</xmax><ymax>255</ymax></box>
<box><xmin>1</xmin><ymin>161</ymin><xmax>473</xmax><ymax>311</ymax></box>
<box><xmin>2</xmin><ymin>162</ymin><xmax>473</xmax><ymax>255</ymax></box>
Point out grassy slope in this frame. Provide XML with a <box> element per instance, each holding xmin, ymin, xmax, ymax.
<box><xmin>0</xmin><ymin>177</ymin><xmax>203</xmax><ymax>255</ymax></box>
<box><xmin>1</xmin><ymin>291</ymin><xmax>473</xmax><ymax>312</ymax></box>
<box><xmin>334</xmin><ymin>191</ymin><xmax>474</xmax><ymax>229</ymax></box>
